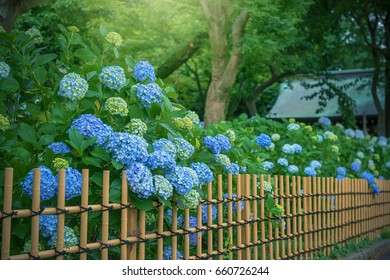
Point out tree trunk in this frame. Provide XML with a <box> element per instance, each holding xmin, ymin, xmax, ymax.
<box><xmin>200</xmin><ymin>0</ymin><xmax>249</xmax><ymax>125</ymax></box>
<box><xmin>156</xmin><ymin>31</ymin><xmax>208</xmax><ymax>79</ymax></box>
<box><xmin>0</xmin><ymin>0</ymin><xmax>47</xmax><ymax>32</ymax></box>
<box><xmin>385</xmin><ymin>9</ymin><xmax>390</xmax><ymax>137</ymax></box>
<box><xmin>245</xmin><ymin>98</ymin><xmax>258</xmax><ymax>116</ymax></box>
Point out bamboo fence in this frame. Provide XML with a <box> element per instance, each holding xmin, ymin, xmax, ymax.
<box><xmin>1</xmin><ymin>167</ymin><xmax>390</xmax><ymax>260</ymax></box>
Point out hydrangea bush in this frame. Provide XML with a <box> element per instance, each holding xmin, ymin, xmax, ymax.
<box><xmin>1</xmin><ymin>26</ymin><xmax>260</xmax><ymax>258</ymax></box>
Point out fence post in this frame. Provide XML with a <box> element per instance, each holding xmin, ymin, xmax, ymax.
<box><xmin>252</xmin><ymin>174</ymin><xmax>258</xmax><ymax>260</ymax></box>
<box><xmin>121</xmin><ymin>170</ymin><xmax>128</xmax><ymax>260</ymax></box>
<box><xmin>101</xmin><ymin>170</ymin><xmax>110</xmax><ymax>260</ymax></box>
<box><xmin>227</xmin><ymin>174</ymin><xmax>233</xmax><ymax>260</ymax></box>
<box><xmin>56</xmin><ymin>169</ymin><xmax>66</xmax><ymax>260</ymax></box>
<box><xmin>1</xmin><ymin>168</ymin><xmax>14</xmax><ymax>260</ymax></box>
<box><xmin>217</xmin><ymin>174</ymin><xmax>224</xmax><ymax>260</ymax></box>
<box><xmin>80</xmin><ymin>169</ymin><xmax>89</xmax><ymax>260</ymax></box>
<box><xmin>30</xmin><ymin>168</ymin><xmax>41</xmax><ymax>259</ymax></box>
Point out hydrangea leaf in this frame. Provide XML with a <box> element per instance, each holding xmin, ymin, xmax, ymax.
<box><xmin>129</xmin><ymin>193</ymin><xmax>154</xmax><ymax>212</ymax></box>
<box><xmin>0</xmin><ymin>76</ymin><xmax>20</xmax><ymax>92</ymax></box>
<box><xmin>18</xmin><ymin>123</ymin><xmax>38</xmax><ymax>147</ymax></box>
<box><xmin>33</xmin><ymin>53</ymin><xmax>57</xmax><ymax>66</ymax></box>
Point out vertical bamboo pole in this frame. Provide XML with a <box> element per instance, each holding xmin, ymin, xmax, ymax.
<box><xmin>312</xmin><ymin>177</ymin><xmax>318</xmax><ymax>259</ymax></box>
<box><xmin>80</xmin><ymin>169</ymin><xmax>89</xmax><ymax>260</ymax></box>
<box><xmin>236</xmin><ymin>174</ymin><xmax>242</xmax><ymax>260</ymax></box>
<box><xmin>308</xmin><ymin>177</ymin><xmax>313</xmax><ymax>259</ymax></box>
<box><xmin>286</xmin><ymin>176</ymin><xmax>292</xmax><ymax>259</ymax></box>
<box><xmin>297</xmin><ymin>176</ymin><xmax>303</xmax><ymax>259</ymax></box>
<box><xmin>184</xmin><ymin>209</ymin><xmax>190</xmax><ymax>259</ymax></box>
<box><xmin>326</xmin><ymin>178</ymin><xmax>332</xmax><ymax>255</ymax></box>
<box><xmin>267</xmin><ymin>175</ymin><xmax>274</xmax><ymax>260</ymax></box>
<box><xmin>128</xmin><ymin>207</ymin><xmax>138</xmax><ymax>260</ymax></box>
<box><xmin>329</xmin><ymin>178</ymin><xmax>335</xmax><ymax>254</ymax></box>
<box><xmin>30</xmin><ymin>168</ymin><xmax>41</xmax><ymax>259</ymax></box>
<box><xmin>341</xmin><ymin>178</ymin><xmax>347</xmax><ymax>247</ymax></box>
<box><xmin>138</xmin><ymin>210</ymin><xmax>146</xmax><ymax>260</ymax></box>
<box><xmin>120</xmin><ymin>171</ymin><xmax>128</xmax><ymax>260</ymax></box>
<box><xmin>171</xmin><ymin>203</ymin><xmax>178</xmax><ymax>260</ymax></box>
<box><xmin>1</xmin><ymin>168</ymin><xmax>13</xmax><ymax>260</ymax></box>
<box><xmin>303</xmin><ymin>177</ymin><xmax>308</xmax><ymax>259</ymax></box>
<box><xmin>157</xmin><ymin>203</ymin><xmax>164</xmax><ymax>260</ymax></box>
<box><xmin>274</xmin><ymin>176</ymin><xmax>280</xmax><ymax>260</ymax></box>
<box><xmin>244</xmin><ymin>174</ymin><xmax>251</xmax><ymax>260</ymax></box>
<box><xmin>101</xmin><ymin>171</ymin><xmax>110</xmax><ymax>260</ymax></box>
<box><xmin>260</xmin><ymin>175</ymin><xmax>266</xmax><ymax>260</ymax></box>
<box><xmin>218</xmin><ymin>175</ymin><xmax>224</xmax><ymax>260</ymax></box>
<box><xmin>252</xmin><ymin>174</ymin><xmax>258</xmax><ymax>260</ymax></box>
<box><xmin>292</xmin><ymin>176</ymin><xmax>298</xmax><ymax>260</ymax></box>
<box><xmin>280</xmin><ymin>175</ymin><xmax>286</xmax><ymax>259</ymax></box>
<box><xmin>227</xmin><ymin>174</ymin><xmax>233</xmax><ymax>260</ymax></box>
<box><xmin>56</xmin><ymin>169</ymin><xmax>66</xmax><ymax>260</ymax></box>
<box><xmin>321</xmin><ymin>177</ymin><xmax>327</xmax><ymax>256</ymax></box>
<box><xmin>197</xmin><ymin>186</ymin><xmax>203</xmax><ymax>258</ymax></box>
<box><xmin>356</xmin><ymin>179</ymin><xmax>362</xmax><ymax>242</ymax></box>
<box><xmin>207</xmin><ymin>181</ymin><xmax>213</xmax><ymax>260</ymax></box>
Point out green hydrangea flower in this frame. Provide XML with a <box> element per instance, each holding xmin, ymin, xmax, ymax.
<box><xmin>0</xmin><ymin>114</ymin><xmax>10</xmax><ymax>131</ymax></box>
<box><xmin>105</xmin><ymin>97</ymin><xmax>128</xmax><ymax>116</ymax></box>
<box><xmin>52</xmin><ymin>158</ymin><xmax>69</xmax><ymax>172</ymax></box>
<box><xmin>124</xmin><ymin>118</ymin><xmax>147</xmax><ymax>136</ymax></box>
<box><xmin>177</xmin><ymin>189</ymin><xmax>200</xmax><ymax>209</ymax></box>
<box><xmin>105</xmin><ymin>32</ymin><xmax>123</xmax><ymax>47</ymax></box>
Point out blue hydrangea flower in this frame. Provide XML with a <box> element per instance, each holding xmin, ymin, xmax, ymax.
<box><xmin>107</xmin><ymin>132</ymin><xmax>149</xmax><ymax>165</ymax></box>
<box><xmin>215</xmin><ymin>154</ymin><xmax>231</xmax><ymax>172</ymax></box>
<box><xmin>282</xmin><ymin>144</ymin><xmax>295</xmax><ymax>155</ymax></box>
<box><xmin>185</xmin><ymin>167</ymin><xmax>199</xmax><ymax>187</ymax></box>
<box><xmin>262</xmin><ymin>161</ymin><xmax>274</xmax><ymax>170</ymax></box>
<box><xmin>304</xmin><ymin>167</ymin><xmax>316</xmax><ymax>177</ymax></box>
<box><xmin>136</xmin><ymin>83</ymin><xmax>163</xmax><ymax>107</ymax></box>
<box><xmin>163</xmin><ymin>246</ymin><xmax>183</xmax><ymax>260</ymax></box>
<box><xmin>371</xmin><ymin>184</ymin><xmax>381</xmax><ymax>195</ymax></box>
<box><xmin>355</xmin><ymin>129</ymin><xmax>365</xmax><ymax>140</ymax></box>
<box><xmin>154</xmin><ymin>175</ymin><xmax>173</xmax><ymax>200</ymax></box>
<box><xmin>48</xmin><ymin>226</ymin><xmax>78</xmax><ymax>248</ymax></box>
<box><xmin>126</xmin><ymin>163</ymin><xmax>155</xmax><ymax>199</ymax></box>
<box><xmin>133</xmin><ymin>60</ymin><xmax>156</xmax><ymax>83</ymax></box>
<box><xmin>223</xmin><ymin>193</ymin><xmax>244</xmax><ymax>212</ymax></box>
<box><xmin>310</xmin><ymin>160</ymin><xmax>322</xmax><ymax>170</ymax></box>
<box><xmin>173</xmin><ymin>138</ymin><xmax>194</xmax><ymax>160</ymax></box>
<box><xmin>287</xmin><ymin>123</ymin><xmax>300</xmax><ymax>131</ymax></box>
<box><xmin>203</xmin><ymin>136</ymin><xmax>221</xmax><ymax>154</ymax></box>
<box><xmin>227</xmin><ymin>162</ymin><xmax>239</xmax><ymax>174</ymax></box>
<box><xmin>70</xmin><ymin>114</ymin><xmax>113</xmax><ymax>147</ymax></box>
<box><xmin>292</xmin><ymin>144</ymin><xmax>302</xmax><ymax>153</ymax></box>
<box><xmin>277</xmin><ymin>158</ymin><xmax>289</xmax><ymax>167</ymax></box>
<box><xmin>240</xmin><ymin>166</ymin><xmax>247</xmax><ymax>173</ymax></box>
<box><xmin>215</xmin><ymin>134</ymin><xmax>231</xmax><ymax>152</ymax></box>
<box><xmin>165</xmin><ymin>209</ymin><xmax>184</xmax><ymax>228</ymax></box>
<box><xmin>48</xmin><ymin>142</ymin><xmax>72</xmax><ymax>154</ymax></box>
<box><xmin>344</xmin><ymin>128</ymin><xmax>355</xmax><ymax>138</ymax></box>
<box><xmin>56</xmin><ymin>167</ymin><xmax>82</xmax><ymax>200</ymax></box>
<box><xmin>147</xmin><ymin>150</ymin><xmax>176</xmax><ymax>170</ymax></box>
<box><xmin>21</xmin><ymin>166</ymin><xmax>57</xmax><ymax>201</ymax></box>
<box><xmin>202</xmin><ymin>204</ymin><xmax>217</xmax><ymax>223</ymax></box>
<box><xmin>152</xmin><ymin>138</ymin><xmax>176</xmax><ymax>157</ymax></box>
<box><xmin>256</xmin><ymin>133</ymin><xmax>272</xmax><ymax>148</ymax></box>
<box><xmin>288</xmin><ymin>165</ymin><xmax>299</xmax><ymax>174</ymax></box>
<box><xmin>318</xmin><ymin>116</ymin><xmax>331</xmax><ymax>126</ymax></box>
<box><xmin>386</xmin><ymin>161</ymin><xmax>390</xmax><ymax>169</ymax></box>
<box><xmin>188</xmin><ymin>216</ymin><xmax>202</xmax><ymax>246</ymax></box>
<box><xmin>0</xmin><ymin>61</ymin><xmax>11</xmax><ymax>80</ymax></box>
<box><xmin>378</xmin><ymin>136</ymin><xmax>388</xmax><ymax>147</ymax></box>
<box><xmin>360</xmin><ymin>171</ymin><xmax>375</xmax><ymax>186</ymax></box>
<box><xmin>58</xmin><ymin>72</ymin><xmax>88</xmax><ymax>100</ymax></box>
<box><xmin>165</xmin><ymin>166</ymin><xmax>194</xmax><ymax>195</ymax></box>
<box><xmin>190</xmin><ymin>162</ymin><xmax>213</xmax><ymax>185</ymax></box>
<box><xmin>337</xmin><ymin>167</ymin><xmax>347</xmax><ymax>177</ymax></box>
<box><xmin>99</xmin><ymin>66</ymin><xmax>127</xmax><ymax>91</ymax></box>
<box><xmin>317</xmin><ymin>135</ymin><xmax>324</xmax><ymax>143</ymax></box>
<box><xmin>40</xmin><ymin>215</ymin><xmax>58</xmax><ymax>238</ymax></box>
<box><xmin>350</xmin><ymin>162</ymin><xmax>361</xmax><ymax>173</ymax></box>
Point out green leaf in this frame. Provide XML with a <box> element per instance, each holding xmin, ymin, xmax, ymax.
<box><xmin>39</xmin><ymin>135</ymin><xmax>54</xmax><ymax>146</ymax></box>
<box><xmin>111</xmin><ymin>159</ymin><xmax>124</xmax><ymax>170</ymax></box>
<box><xmin>90</xmin><ymin>172</ymin><xmax>103</xmax><ymax>187</ymax></box>
<box><xmin>33</xmin><ymin>66</ymin><xmax>47</xmax><ymax>85</ymax></box>
<box><xmin>18</xmin><ymin>123</ymin><xmax>38</xmax><ymax>146</ymax></box>
<box><xmin>34</xmin><ymin>53</ymin><xmax>57</xmax><ymax>66</ymax></box>
<box><xmin>99</xmin><ymin>25</ymin><xmax>107</xmax><ymax>37</ymax></box>
<box><xmin>74</xmin><ymin>48</ymin><xmax>97</xmax><ymax>62</ymax></box>
<box><xmin>80</xmin><ymin>137</ymin><xmax>96</xmax><ymax>151</ymax></box>
<box><xmin>0</xmin><ymin>77</ymin><xmax>20</xmax><ymax>92</ymax></box>
<box><xmin>12</xmin><ymin>223</ymin><xmax>30</xmax><ymax>240</ymax></box>
<box><xmin>82</xmin><ymin>157</ymin><xmax>102</xmax><ymax>168</ymax></box>
<box><xmin>44</xmin><ymin>148</ymin><xmax>56</xmax><ymax>166</ymax></box>
<box><xmin>86</xmin><ymin>71</ymin><xmax>97</xmax><ymax>81</ymax></box>
<box><xmin>109</xmin><ymin>178</ymin><xmax>122</xmax><ymax>203</ymax></box>
<box><xmin>68</xmin><ymin>129</ymin><xmax>84</xmax><ymax>150</ymax></box>
<box><xmin>91</xmin><ymin>146</ymin><xmax>111</xmax><ymax>161</ymax></box>
<box><xmin>129</xmin><ymin>193</ymin><xmax>154</xmax><ymax>211</ymax></box>
<box><xmin>164</xmin><ymin>86</ymin><xmax>178</xmax><ymax>98</ymax></box>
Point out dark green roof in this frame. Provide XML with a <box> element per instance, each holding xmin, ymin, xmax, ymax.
<box><xmin>267</xmin><ymin>69</ymin><xmax>385</xmax><ymax>119</ymax></box>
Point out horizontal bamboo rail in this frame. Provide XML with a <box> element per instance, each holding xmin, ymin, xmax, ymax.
<box><xmin>1</xmin><ymin>168</ymin><xmax>390</xmax><ymax>260</ymax></box>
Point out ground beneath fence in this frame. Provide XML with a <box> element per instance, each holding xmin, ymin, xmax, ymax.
<box><xmin>341</xmin><ymin>239</ymin><xmax>390</xmax><ymax>260</ymax></box>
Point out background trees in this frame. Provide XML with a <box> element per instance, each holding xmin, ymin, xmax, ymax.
<box><xmin>1</xmin><ymin>0</ymin><xmax>390</xmax><ymax>135</ymax></box>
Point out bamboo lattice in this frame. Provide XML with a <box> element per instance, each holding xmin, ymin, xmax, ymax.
<box><xmin>1</xmin><ymin>167</ymin><xmax>390</xmax><ymax>260</ymax></box>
